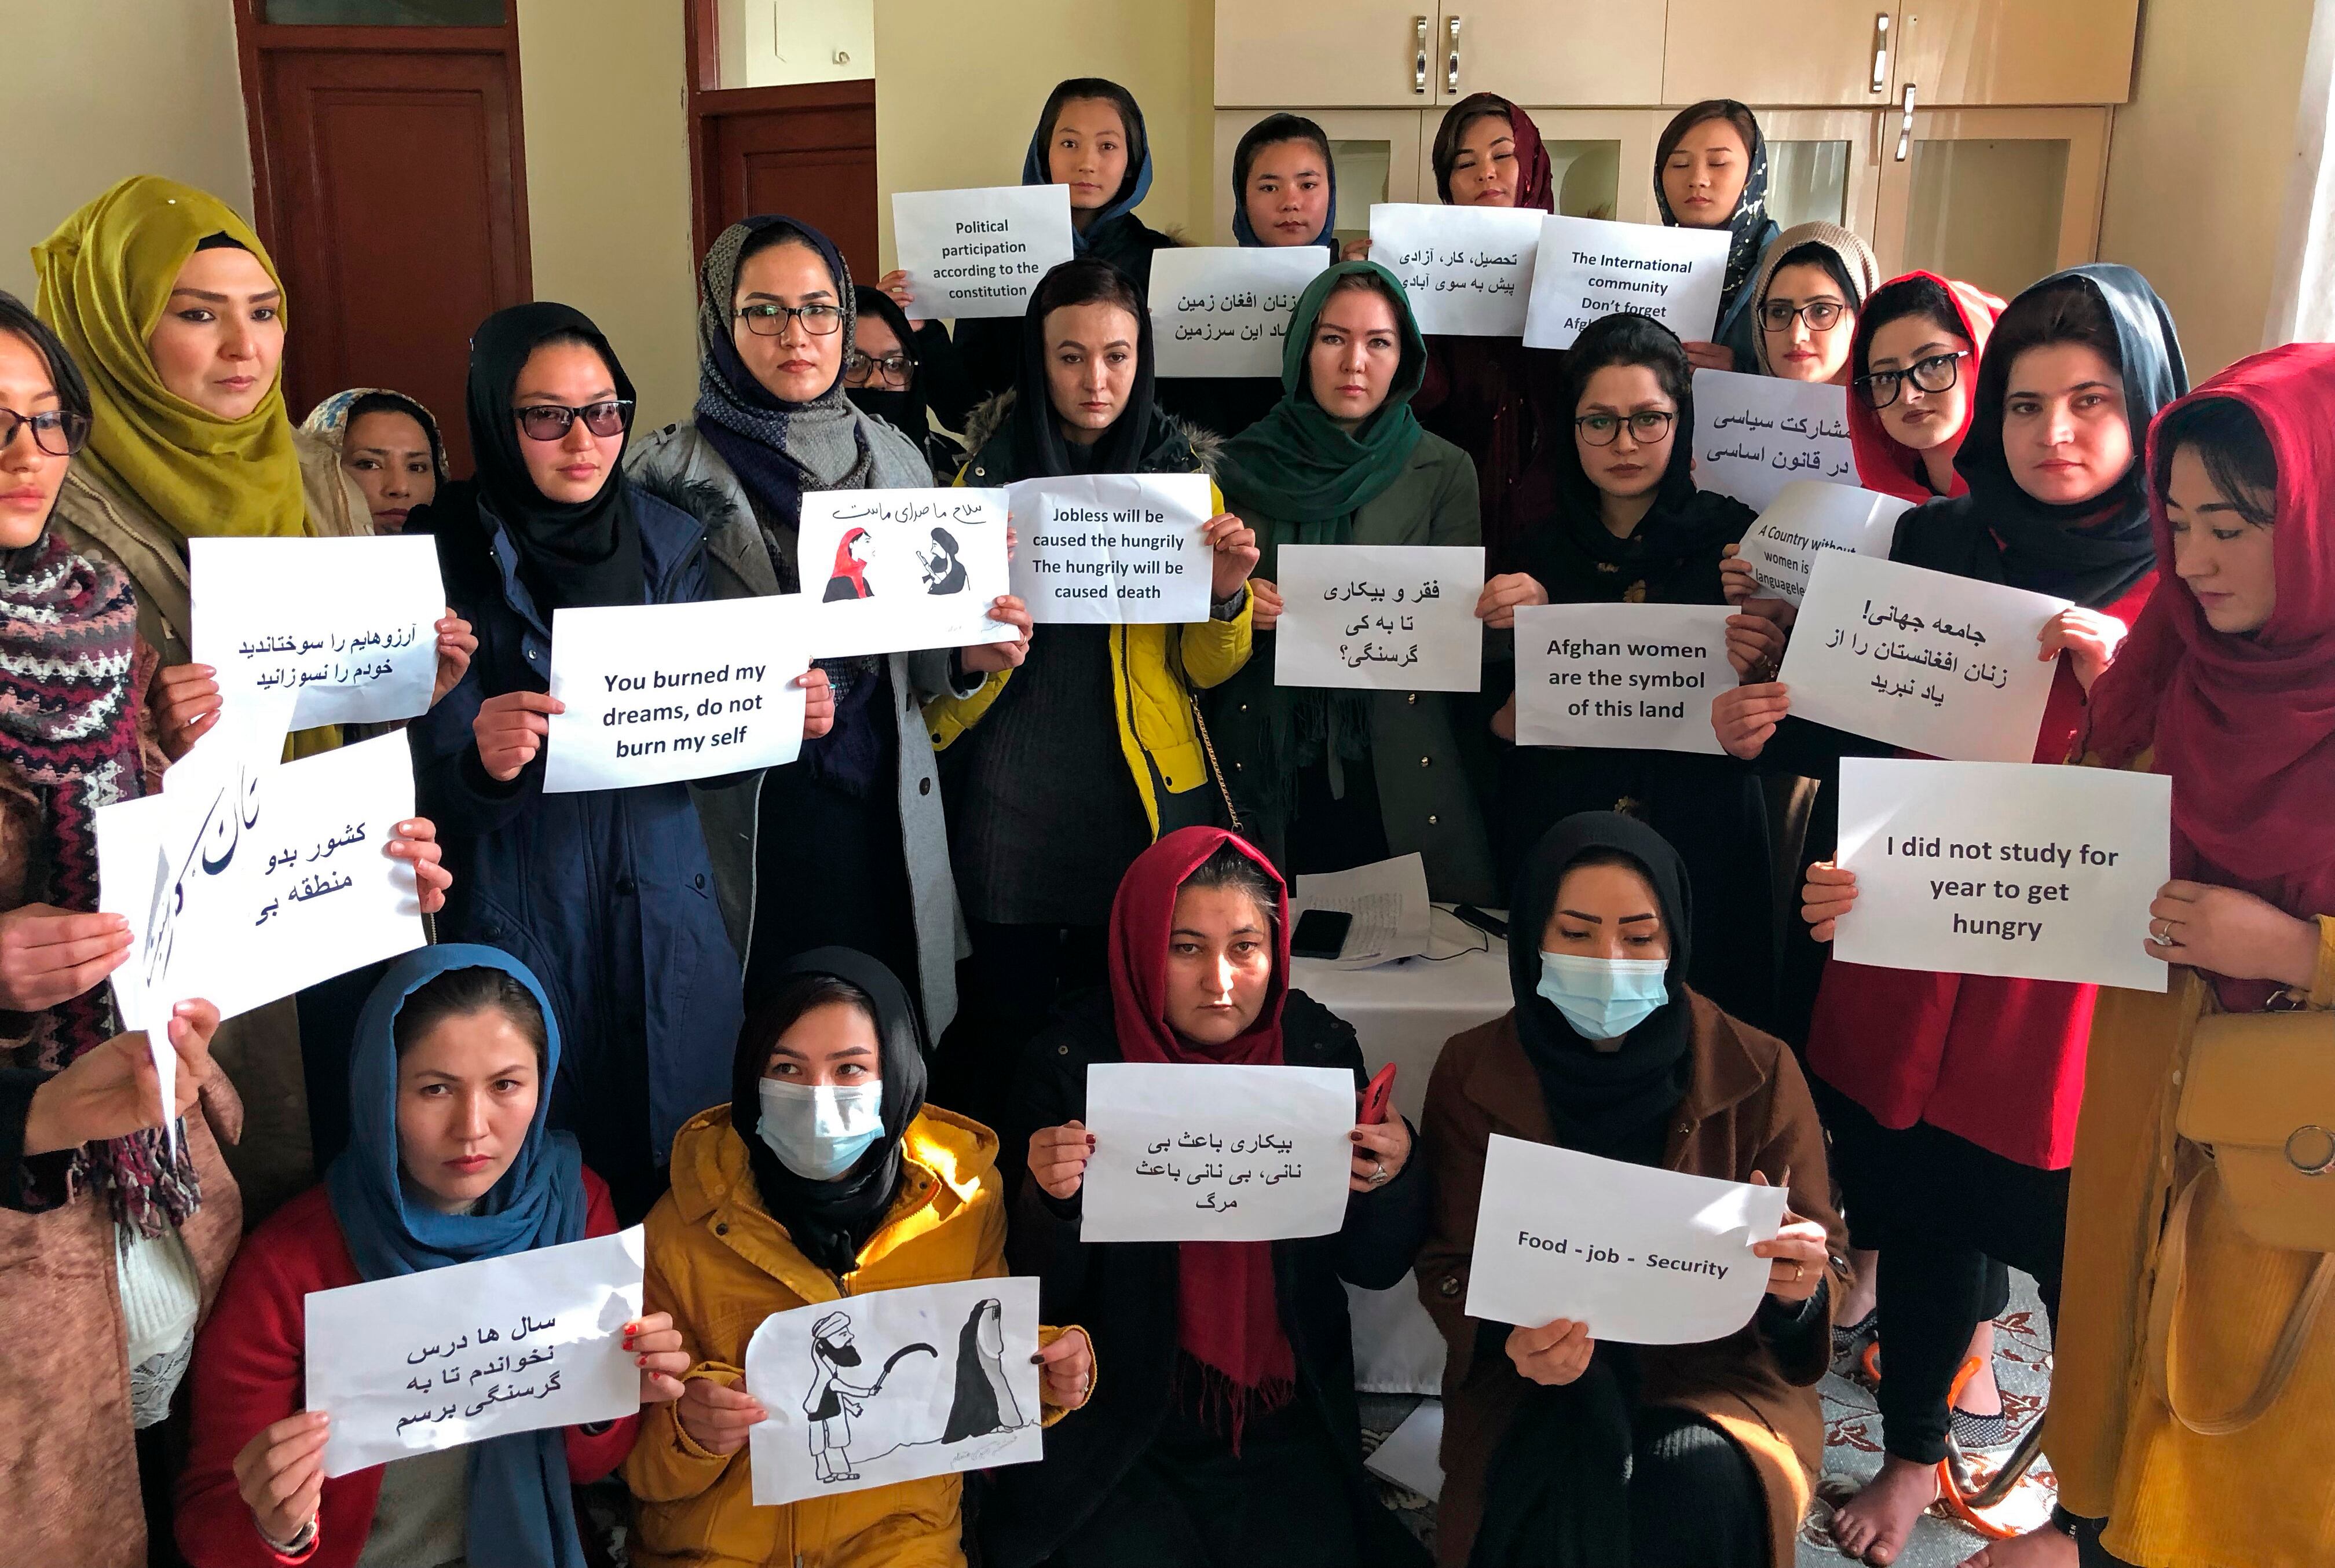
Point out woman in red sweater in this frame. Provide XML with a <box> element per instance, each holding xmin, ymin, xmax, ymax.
<box><xmin>175</xmin><ymin>946</ymin><xmax>689</xmax><ymax>1567</ymax></box>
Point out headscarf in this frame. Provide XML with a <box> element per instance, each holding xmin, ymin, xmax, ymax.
<box><xmin>2085</xmin><ymin>343</ymin><xmax>2335</xmax><ymax>1007</ymax></box>
<box><xmin>1747</xmin><ymin>222</ymin><xmax>1882</xmax><ymax>376</ymax></box>
<box><xmin>323</xmin><ymin>946</ymin><xmax>591</xmax><ymax>1568</ymax></box>
<box><xmin>729</xmin><ymin>947</ymin><xmax>930</xmax><ymax>1277</ymax></box>
<box><xmin>845</xmin><ymin>283</ymin><xmax>934</xmax><ymax>448</ymax></box>
<box><xmin>1898</xmin><ymin>264</ymin><xmax>2186</xmax><ymax>610</ymax></box>
<box><xmin>1108</xmin><ymin>827</ymin><xmax>1299</xmax><ymax>1440</ymax></box>
<box><xmin>1022</xmin><ymin>79</ymin><xmax>1155</xmax><ymax>255</ymax></box>
<box><xmin>826</xmin><ymin>527</ymin><xmax>872</xmax><ymax>599</ymax></box>
<box><xmin>301</xmin><ymin>386</ymin><xmax>449</xmax><ymax>483</ymax></box>
<box><xmin>1653</xmin><ymin>102</ymin><xmax>1776</xmax><ymax>331</ymax></box>
<box><xmin>32</xmin><ymin>175</ymin><xmax>308</xmax><ymax>539</ymax></box>
<box><xmin>1229</xmin><ymin>115</ymin><xmax>1341</xmax><ymax>250</ymax></box>
<box><xmin>1506</xmin><ymin>813</ymin><xmax>1695</xmax><ymax>1162</ymax></box>
<box><xmin>693</xmin><ymin>217</ymin><xmax>929</xmax><ymax>539</ymax></box>
<box><xmin>1844</xmin><ymin>272</ymin><xmax>2004</xmax><ymax>504</ymax></box>
<box><xmin>1008</xmin><ymin>260</ymin><xmax>1160</xmax><ymax>478</ymax></box>
<box><xmin>1432</xmin><ymin>94</ymin><xmax>1556</xmax><ymax>213</ymax></box>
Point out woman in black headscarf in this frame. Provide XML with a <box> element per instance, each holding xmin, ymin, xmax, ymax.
<box><xmin>411</xmin><ymin>301</ymin><xmax>830</xmax><ymax>1222</ymax></box>
<box><xmin>1655</xmin><ymin>100</ymin><xmax>1781</xmax><ymax>374</ymax></box>
<box><xmin>847</xmin><ymin>283</ymin><xmax>967</xmax><ymax>480</ymax></box>
<box><xmin>1417</xmin><ymin>812</ymin><xmax>1844</xmax><ymax>1568</ymax></box>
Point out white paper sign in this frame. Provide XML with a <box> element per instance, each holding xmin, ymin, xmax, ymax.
<box><xmin>192</xmin><ymin>536</ymin><xmax>445</xmax><ymax>728</ymax></box>
<box><xmin>1835</xmin><ymin>757</ymin><xmax>2171</xmax><ymax>991</ymax></box>
<box><xmin>1151</xmin><ymin>246</ymin><xmax>1328</xmax><ymax>378</ymax></box>
<box><xmin>541</xmin><ymin>598</ymin><xmax>810</xmax><ymax>793</ymax></box>
<box><xmin>306</xmin><ymin>1226</ymin><xmax>647</xmax><ymax>1477</ymax></box>
<box><xmin>1007</xmin><ymin>473</ymin><xmax>1215</xmax><ymax>625</ymax></box>
<box><xmin>1736</xmin><ymin>480</ymin><xmax>1913</xmax><ymax>607</ymax></box>
<box><xmin>1522</xmin><ymin>215</ymin><xmax>1732</xmax><ymax>351</ymax></box>
<box><xmin>1464</xmin><ymin>1136</ymin><xmax>1787</xmax><ymax>1343</ymax></box>
<box><xmin>1777</xmin><ymin>552</ymin><xmax>2069</xmax><ymax>764</ymax></box>
<box><xmin>98</xmin><ymin>727</ymin><xmax>425</xmax><ymax>1031</ymax></box>
<box><xmin>1690</xmin><ymin>370</ymin><xmax>1858</xmax><ymax>512</ymax></box>
<box><xmin>1368</xmin><ymin>204</ymin><xmax>1543</xmax><ymax>337</ymax></box>
<box><xmin>892</xmin><ymin>186</ymin><xmax>1075</xmax><ymax>320</ymax></box>
<box><xmin>1511</xmin><ymin>603</ymin><xmax>1735</xmax><ymax>754</ymax></box>
<box><xmin>1273</xmin><ymin>544</ymin><xmax>1485</xmax><ymax>693</ymax></box>
<box><xmin>746</xmin><ymin>1277</ymin><xmax>1044</xmax><ymax>1505</ymax></box>
<box><xmin>799</xmin><ymin>489</ymin><xmax>1015</xmax><ymax>660</ymax></box>
<box><xmin>1080</xmin><ymin>1063</ymin><xmax>1355</xmax><ymax>1242</ymax></box>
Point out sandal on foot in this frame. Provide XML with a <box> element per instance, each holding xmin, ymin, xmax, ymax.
<box><xmin>1950</xmin><ymin>1405</ymin><xmax>2010</xmax><ymax>1452</ymax></box>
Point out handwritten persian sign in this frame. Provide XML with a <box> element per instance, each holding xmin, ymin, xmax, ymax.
<box><xmin>1151</xmin><ymin>246</ymin><xmax>1327</xmax><ymax>378</ymax></box>
<box><xmin>1690</xmin><ymin>371</ymin><xmax>1858</xmax><ymax>511</ymax></box>
<box><xmin>1776</xmin><ymin>552</ymin><xmax>2069</xmax><ymax>764</ymax></box>
<box><xmin>1521</xmin><ymin>215</ymin><xmax>1732</xmax><ymax>351</ymax></box>
<box><xmin>306</xmin><ymin>1226</ymin><xmax>646</xmax><ymax>1476</ymax></box>
<box><xmin>1006</xmin><ymin>473</ymin><xmax>1216</xmax><ymax>625</ymax></box>
<box><xmin>1464</xmin><ymin>1136</ymin><xmax>1787</xmax><ymax>1343</ymax></box>
<box><xmin>1272</xmin><ymin>544</ymin><xmax>1485</xmax><ymax>693</ymax></box>
<box><xmin>799</xmin><ymin>488</ymin><xmax>1016</xmax><ymax>660</ymax></box>
<box><xmin>1735</xmin><ymin>480</ymin><xmax>1912</xmax><ymax>607</ymax></box>
<box><xmin>1511</xmin><ymin>603</ymin><xmax>1736</xmax><ymax>753</ymax></box>
<box><xmin>891</xmin><ymin>186</ymin><xmax>1075</xmax><ymax>320</ymax></box>
<box><xmin>192</xmin><ymin>536</ymin><xmax>444</xmax><ymax>728</ymax></box>
<box><xmin>1368</xmin><ymin>203</ymin><xmax>1542</xmax><ymax>337</ymax></box>
<box><xmin>541</xmin><ymin>597</ymin><xmax>811</xmax><ymax>793</ymax></box>
<box><xmin>1079</xmin><ymin>1063</ymin><xmax>1355</xmax><ymax>1243</ymax></box>
<box><xmin>746</xmin><ymin>1277</ymin><xmax>1044</xmax><ymax>1505</ymax></box>
<box><xmin>1835</xmin><ymin>758</ymin><xmax>2171</xmax><ymax>991</ymax></box>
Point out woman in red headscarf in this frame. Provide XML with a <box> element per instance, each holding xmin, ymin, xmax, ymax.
<box><xmin>1961</xmin><ymin>343</ymin><xmax>2335</xmax><ymax>1568</ymax></box>
<box><xmin>1845</xmin><ymin>272</ymin><xmax>2005</xmax><ymax>505</ymax></box>
<box><xmin>820</xmin><ymin>525</ymin><xmax>873</xmax><ymax>602</ymax></box>
<box><xmin>982</xmin><ymin>827</ymin><xmax>1429</xmax><ymax>1568</ymax></box>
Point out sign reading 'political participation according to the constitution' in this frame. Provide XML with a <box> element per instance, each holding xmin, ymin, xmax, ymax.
<box><xmin>1368</xmin><ymin>203</ymin><xmax>1543</xmax><ymax>337</ymax></box>
<box><xmin>1511</xmin><ymin>603</ymin><xmax>1736</xmax><ymax>754</ymax></box>
<box><xmin>1007</xmin><ymin>473</ymin><xmax>1216</xmax><ymax>625</ymax></box>
<box><xmin>891</xmin><ymin>185</ymin><xmax>1075</xmax><ymax>320</ymax></box>
<box><xmin>1522</xmin><ymin>215</ymin><xmax>1731</xmax><ymax>350</ymax></box>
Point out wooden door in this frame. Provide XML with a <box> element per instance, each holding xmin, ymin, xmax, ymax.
<box><xmin>691</xmin><ymin>81</ymin><xmax>880</xmax><ymax>285</ymax></box>
<box><xmin>235</xmin><ymin>3</ymin><xmax>529</xmax><ymax>475</ymax></box>
<box><xmin>1870</xmin><ymin>106</ymin><xmax>2111</xmax><ymax>295</ymax></box>
<box><xmin>1441</xmin><ymin>5</ymin><xmax>1663</xmax><ymax>107</ymax></box>
<box><xmin>1214</xmin><ymin>1</ymin><xmax>1443</xmax><ymax>109</ymax></box>
<box><xmin>1895</xmin><ymin>0</ymin><xmax>2140</xmax><ymax>107</ymax></box>
<box><xmin>1664</xmin><ymin>2</ymin><xmax>1902</xmax><ymax>108</ymax></box>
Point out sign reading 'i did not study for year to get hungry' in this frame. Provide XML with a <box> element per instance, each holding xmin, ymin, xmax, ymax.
<box><xmin>1007</xmin><ymin>474</ymin><xmax>1216</xmax><ymax>625</ymax></box>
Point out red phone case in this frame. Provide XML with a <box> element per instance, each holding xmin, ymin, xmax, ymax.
<box><xmin>1359</xmin><ymin>1063</ymin><xmax>1397</xmax><ymax>1124</ymax></box>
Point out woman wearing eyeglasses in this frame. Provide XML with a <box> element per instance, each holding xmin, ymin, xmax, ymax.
<box><xmin>846</xmin><ymin>284</ymin><xmax>968</xmax><ymax>482</ymax></box>
<box><xmin>1844</xmin><ymin>272</ymin><xmax>2005</xmax><ymax>504</ymax></box>
<box><xmin>1747</xmin><ymin>224</ymin><xmax>1880</xmax><ymax>386</ymax></box>
<box><xmin>1477</xmin><ymin>313</ymin><xmax>1777</xmax><ymax>1027</ymax></box>
<box><xmin>411</xmin><ymin>301</ymin><xmax>835</xmax><ymax>1224</ymax></box>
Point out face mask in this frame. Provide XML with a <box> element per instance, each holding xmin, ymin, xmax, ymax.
<box><xmin>1536</xmin><ymin>952</ymin><xmax>1670</xmax><ymax>1041</ymax></box>
<box><xmin>847</xmin><ymin>386</ymin><xmax>919</xmax><ymax>433</ymax></box>
<box><xmin>756</xmin><ymin>1079</ymin><xmax>884</xmax><ymax>1181</ymax></box>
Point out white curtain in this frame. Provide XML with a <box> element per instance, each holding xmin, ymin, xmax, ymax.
<box><xmin>2264</xmin><ymin>0</ymin><xmax>2335</xmax><ymax>345</ymax></box>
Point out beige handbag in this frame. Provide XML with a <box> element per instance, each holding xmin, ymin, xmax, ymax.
<box><xmin>2145</xmin><ymin>1008</ymin><xmax>2335</xmax><ymax>1434</ymax></box>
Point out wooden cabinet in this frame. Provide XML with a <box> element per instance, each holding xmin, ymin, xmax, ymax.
<box><xmin>1214</xmin><ymin>3</ymin><xmax>1663</xmax><ymax>109</ymax></box>
<box><xmin>1214</xmin><ymin>2</ymin><xmax>1437</xmax><ymax>109</ymax></box>
<box><xmin>1445</xmin><ymin>3</ymin><xmax>1663</xmax><ymax>107</ymax></box>
<box><xmin>1663</xmin><ymin>1</ymin><xmax>1898</xmax><ymax>109</ymax></box>
<box><xmin>1895</xmin><ymin>1</ymin><xmax>2140</xmax><ymax>107</ymax></box>
<box><xmin>1870</xmin><ymin>106</ymin><xmax>2111</xmax><ymax>296</ymax></box>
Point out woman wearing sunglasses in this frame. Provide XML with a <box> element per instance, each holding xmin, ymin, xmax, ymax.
<box><xmin>409</xmin><ymin>302</ymin><xmax>834</xmax><ymax>1225</ymax></box>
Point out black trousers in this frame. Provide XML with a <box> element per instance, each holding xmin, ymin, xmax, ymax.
<box><xmin>934</xmin><ymin>920</ymin><xmax>1110</xmax><ymax>1192</ymax></box>
<box><xmin>1628</xmin><ymin>1407</ymin><xmax>1766</xmax><ymax>1568</ymax></box>
<box><xmin>746</xmin><ymin>764</ymin><xmax>920</xmax><ymax>1018</ymax></box>
<box><xmin>1817</xmin><ymin>1076</ymin><xmax>2070</xmax><ymax>1464</ymax></box>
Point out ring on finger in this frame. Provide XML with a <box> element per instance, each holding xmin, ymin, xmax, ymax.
<box><xmin>1367</xmin><ymin>1159</ymin><xmax>1390</xmax><ymax>1187</ymax></box>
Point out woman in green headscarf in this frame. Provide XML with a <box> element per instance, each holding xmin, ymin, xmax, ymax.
<box><xmin>1210</xmin><ymin>261</ymin><xmax>1500</xmax><ymax>904</ymax></box>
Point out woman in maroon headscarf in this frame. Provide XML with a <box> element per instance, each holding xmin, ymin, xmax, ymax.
<box><xmin>1844</xmin><ymin>272</ymin><xmax>2005</xmax><ymax>505</ymax></box>
<box><xmin>983</xmin><ymin>826</ymin><xmax>1429</xmax><ymax>1568</ymax></box>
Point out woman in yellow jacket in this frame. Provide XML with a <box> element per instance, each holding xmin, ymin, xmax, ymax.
<box><xmin>925</xmin><ymin>257</ymin><xmax>1258</xmax><ymax>1171</ymax></box>
<box><xmin>624</xmin><ymin>948</ymin><xmax>1094</xmax><ymax>1567</ymax></box>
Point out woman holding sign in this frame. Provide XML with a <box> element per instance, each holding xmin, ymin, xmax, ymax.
<box><xmin>623</xmin><ymin>947</ymin><xmax>1093</xmax><ymax>1568</ymax></box>
<box><xmin>928</xmin><ymin>257</ymin><xmax>1257</xmax><ymax>1156</ymax></box>
<box><xmin>1844</xmin><ymin>273</ymin><xmax>2005</xmax><ymax>504</ymax></box>
<box><xmin>1654</xmin><ymin>101</ymin><xmax>1781</xmax><ymax>375</ymax></box>
<box><xmin>1417</xmin><ymin>812</ymin><xmax>1844</xmax><ymax>1568</ymax></box>
<box><xmin>1747</xmin><ymin>224</ymin><xmax>1880</xmax><ymax>386</ymax></box>
<box><xmin>628</xmin><ymin>216</ymin><xmax>1026</xmax><ymax>1041</ymax></box>
<box><xmin>176</xmin><ymin>948</ymin><xmax>685</xmax><ymax>1567</ymax></box>
<box><xmin>993</xmin><ymin>828</ymin><xmax>1427</xmax><ymax>1568</ymax></box>
<box><xmin>1722</xmin><ymin>265</ymin><xmax>2186</xmax><ymax>1565</ymax></box>
<box><xmin>1210</xmin><ymin>259</ymin><xmax>1498</xmax><ymax>902</ymax></box>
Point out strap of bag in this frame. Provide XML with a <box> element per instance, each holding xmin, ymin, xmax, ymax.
<box><xmin>1188</xmin><ymin>692</ymin><xmax>1243</xmax><ymax>836</ymax></box>
<box><xmin>2145</xmin><ymin>1162</ymin><xmax>2335</xmax><ymax>1435</ymax></box>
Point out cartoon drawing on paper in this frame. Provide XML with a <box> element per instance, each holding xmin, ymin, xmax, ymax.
<box><xmin>917</xmin><ymin>528</ymin><xmax>969</xmax><ymax>595</ymax></box>
<box><xmin>803</xmin><ymin>1311</ymin><xmax>935</xmax><ymax>1483</ymax></box>
<box><xmin>823</xmin><ymin>528</ymin><xmax>874</xmax><ymax>602</ymax></box>
<box><xmin>942</xmin><ymin>1298</ymin><xmax>1025</xmax><ymax>1440</ymax></box>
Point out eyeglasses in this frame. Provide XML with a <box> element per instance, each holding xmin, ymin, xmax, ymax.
<box><xmin>736</xmin><ymin>302</ymin><xmax>845</xmax><ymax>337</ymax></box>
<box><xmin>843</xmin><ymin>351</ymin><xmax>913</xmax><ymax>389</ymax></box>
<box><xmin>1575</xmin><ymin>409</ymin><xmax>1676</xmax><ymax>446</ymax></box>
<box><xmin>0</xmin><ymin>406</ymin><xmax>92</xmax><ymax>458</ymax></box>
<box><xmin>514</xmin><ymin>400</ymin><xmax>634</xmax><ymax>442</ymax></box>
<box><xmin>1855</xmin><ymin>350</ymin><xmax>1969</xmax><ymax>410</ymax></box>
<box><xmin>1759</xmin><ymin>298</ymin><xmax>1849</xmax><ymax>334</ymax></box>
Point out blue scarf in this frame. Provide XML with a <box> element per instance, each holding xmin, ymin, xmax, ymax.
<box><xmin>325</xmin><ymin>945</ymin><xmax>590</xmax><ymax>1568</ymax></box>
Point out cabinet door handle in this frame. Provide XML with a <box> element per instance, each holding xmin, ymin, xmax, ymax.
<box><xmin>1870</xmin><ymin>12</ymin><xmax>1891</xmax><ymax>93</ymax></box>
<box><xmin>1414</xmin><ymin>16</ymin><xmax>1429</xmax><ymax>95</ymax></box>
<box><xmin>1895</xmin><ymin>83</ymin><xmax>1918</xmax><ymax>161</ymax></box>
<box><xmin>1446</xmin><ymin>14</ymin><xmax>1462</xmax><ymax>95</ymax></box>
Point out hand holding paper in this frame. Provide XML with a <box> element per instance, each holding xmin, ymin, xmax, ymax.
<box><xmin>17</xmin><ymin>998</ymin><xmax>219</xmax><ymax>1159</ymax></box>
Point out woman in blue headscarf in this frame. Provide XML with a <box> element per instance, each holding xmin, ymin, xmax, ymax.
<box><xmin>175</xmin><ymin>947</ymin><xmax>689</xmax><ymax>1567</ymax></box>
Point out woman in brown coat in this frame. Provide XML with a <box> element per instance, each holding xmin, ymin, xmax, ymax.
<box><xmin>1417</xmin><ymin>811</ymin><xmax>1847</xmax><ymax>1568</ymax></box>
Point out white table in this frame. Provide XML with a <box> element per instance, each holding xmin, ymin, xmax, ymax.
<box><xmin>1293</xmin><ymin>910</ymin><xmax>1513</xmax><ymax>1395</ymax></box>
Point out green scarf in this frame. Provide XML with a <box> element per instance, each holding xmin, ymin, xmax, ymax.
<box><xmin>1217</xmin><ymin>262</ymin><xmax>1430</xmax><ymax>798</ymax></box>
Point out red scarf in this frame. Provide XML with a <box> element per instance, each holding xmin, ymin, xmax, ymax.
<box><xmin>828</xmin><ymin>527</ymin><xmax>872</xmax><ymax>598</ymax></box>
<box><xmin>1846</xmin><ymin>272</ymin><xmax>2004</xmax><ymax>505</ymax></box>
<box><xmin>2085</xmin><ymin>343</ymin><xmax>2335</xmax><ymax>1007</ymax></box>
<box><xmin>1107</xmin><ymin>826</ymin><xmax>1298</xmax><ymax>1441</ymax></box>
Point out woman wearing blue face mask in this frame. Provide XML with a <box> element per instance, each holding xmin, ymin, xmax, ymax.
<box><xmin>622</xmin><ymin>947</ymin><xmax>1095</xmax><ymax>1567</ymax></box>
<box><xmin>1415</xmin><ymin>812</ymin><xmax>1845</xmax><ymax>1568</ymax></box>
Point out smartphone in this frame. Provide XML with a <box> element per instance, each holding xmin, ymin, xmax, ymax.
<box><xmin>1291</xmin><ymin>907</ymin><xmax>1353</xmax><ymax>961</ymax></box>
<box><xmin>1358</xmin><ymin>1063</ymin><xmax>1397</xmax><ymax>1126</ymax></box>
<box><xmin>1450</xmin><ymin>903</ymin><xmax>1509</xmax><ymax>940</ymax></box>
